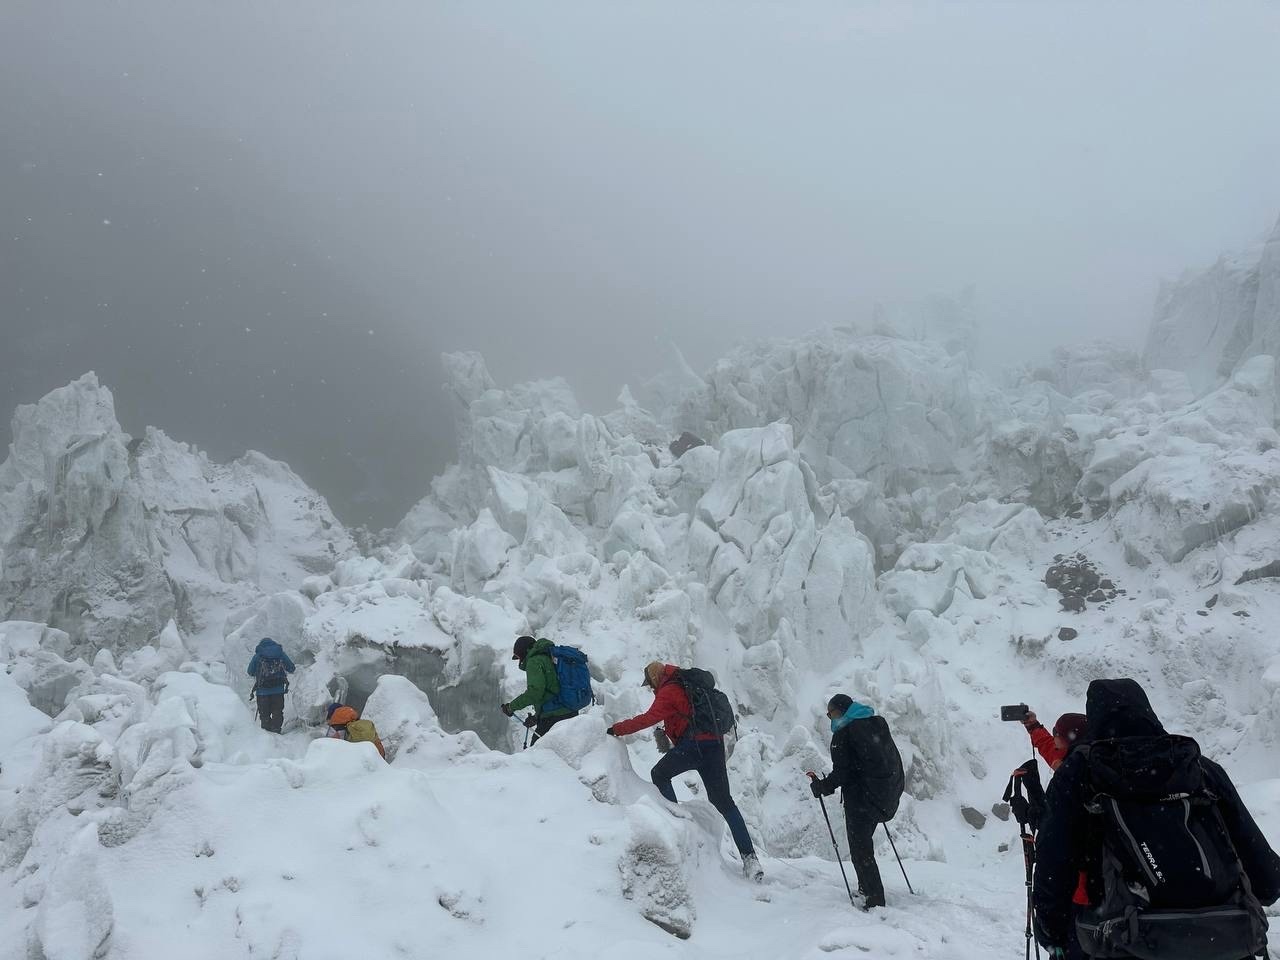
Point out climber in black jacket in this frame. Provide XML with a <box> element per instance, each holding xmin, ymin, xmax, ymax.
<box><xmin>1033</xmin><ymin>678</ymin><xmax>1280</xmax><ymax>957</ymax></box>
<box><xmin>809</xmin><ymin>694</ymin><xmax>905</xmax><ymax>908</ymax></box>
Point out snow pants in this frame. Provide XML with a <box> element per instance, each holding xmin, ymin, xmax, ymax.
<box><xmin>531</xmin><ymin>710</ymin><xmax>578</xmax><ymax>744</ymax></box>
<box><xmin>843</xmin><ymin>810</ymin><xmax>885</xmax><ymax>906</ymax></box>
<box><xmin>651</xmin><ymin>737</ymin><xmax>755</xmax><ymax>859</ymax></box>
<box><xmin>257</xmin><ymin>693</ymin><xmax>285</xmax><ymax>733</ymax></box>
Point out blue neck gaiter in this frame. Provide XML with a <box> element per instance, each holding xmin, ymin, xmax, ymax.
<box><xmin>831</xmin><ymin>701</ymin><xmax>875</xmax><ymax>732</ymax></box>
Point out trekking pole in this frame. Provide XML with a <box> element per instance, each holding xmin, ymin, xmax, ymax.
<box><xmin>1021</xmin><ymin>826</ymin><xmax>1040</xmax><ymax>960</ymax></box>
<box><xmin>515</xmin><ymin>713</ymin><xmax>532</xmax><ymax>750</ymax></box>
<box><xmin>808</xmin><ymin>775</ymin><xmax>857</xmax><ymax>908</ymax></box>
<box><xmin>1004</xmin><ymin>764</ymin><xmax>1044</xmax><ymax>960</ymax></box>
<box><xmin>881</xmin><ymin>823</ymin><xmax>915</xmax><ymax>895</ymax></box>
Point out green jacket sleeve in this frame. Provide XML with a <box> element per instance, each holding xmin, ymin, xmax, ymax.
<box><xmin>508</xmin><ymin>655</ymin><xmax>555</xmax><ymax>713</ymax></box>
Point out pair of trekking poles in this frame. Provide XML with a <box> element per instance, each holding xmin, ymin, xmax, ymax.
<box><xmin>1005</xmin><ymin>759</ymin><xmax>1045</xmax><ymax>960</ymax></box>
<box><xmin>811</xmin><ymin>785</ymin><xmax>914</xmax><ymax>907</ymax></box>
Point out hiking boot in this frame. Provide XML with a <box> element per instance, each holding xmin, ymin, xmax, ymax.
<box><xmin>742</xmin><ymin>854</ymin><xmax>765</xmax><ymax>882</ymax></box>
<box><xmin>860</xmin><ymin>894</ymin><xmax>886</xmax><ymax>911</ymax></box>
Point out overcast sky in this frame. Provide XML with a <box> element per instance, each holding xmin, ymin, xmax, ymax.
<box><xmin>3</xmin><ymin>1</ymin><xmax>1279</xmax><ymax>526</ymax></box>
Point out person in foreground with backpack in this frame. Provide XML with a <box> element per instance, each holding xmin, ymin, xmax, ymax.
<box><xmin>326</xmin><ymin>703</ymin><xmax>387</xmax><ymax>761</ymax></box>
<box><xmin>247</xmin><ymin>637</ymin><xmax>296</xmax><ymax>733</ymax></box>
<box><xmin>606</xmin><ymin>661</ymin><xmax>764</xmax><ymax>882</ymax></box>
<box><xmin>1033</xmin><ymin>678</ymin><xmax>1280</xmax><ymax>960</ymax></box>
<box><xmin>500</xmin><ymin>636</ymin><xmax>586</xmax><ymax>744</ymax></box>
<box><xmin>807</xmin><ymin>694</ymin><xmax>905</xmax><ymax>909</ymax></box>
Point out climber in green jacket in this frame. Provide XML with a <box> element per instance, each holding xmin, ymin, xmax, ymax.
<box><xmin>500</xmin><ymin>636</ymin><xmax>578</xmax><ymax>743</ymax></box>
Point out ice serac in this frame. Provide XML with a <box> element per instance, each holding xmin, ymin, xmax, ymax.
<box><xmin>1099</xmin><ymin>356</ymin><xmax>1280</xmax><ymax>565</ymax></box>
<box><xmin>675</xmin><ymin>330</ymin><xmax>978</xmax><ymax>495</ymax></box>
<box><xmin>691</xmin><ymin>423</ymin><xmax>877</xmax><ymax>678</ymax></box>
<box><xmin>870</xmin><ymin>288</ymin><xmax>980</xmax><ymax>358</ymax></box>
<box><xmin>0</xmin><ymin>374</ymin><xmax>355</xmax><ymax>657</ymax></box>
<box><xmin>1143</xmin><ymin>214</ymin><xmax>1280</xmax><ymax>398</ymax></box>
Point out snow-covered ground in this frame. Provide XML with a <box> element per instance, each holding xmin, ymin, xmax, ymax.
<box><xmin>4</xmin><ymin>227</ymin><xmax>1280</xmax><ymax>958</ymax></box>
<box><xmin>3</xmin><ymin>496</ymin><xmax>1276</xmax><ymax>959</ymax></box>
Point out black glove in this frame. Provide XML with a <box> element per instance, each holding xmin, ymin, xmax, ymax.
<box><xmin>809</xmin><ymin>778</ymin><xmax>824</xmax><ymax>799</ymax></box>
<box><xmin>654</xmin><ymin>729</ymin><xmax>672</xmax><ymax>753</ymax></box>
<box><xmin>523</xmin><ymin>715</ymin><xmax>538</xmax><ymax>729</ymax></box>
<box><xmin>501</xmin><ymin>702</ymin><xmax>514</xmax><ymax>718</ymax></box>
<box><xmin>606</xmin><ymin>725</ymin><xmax>617</xmax><ymax>737</ymax></box>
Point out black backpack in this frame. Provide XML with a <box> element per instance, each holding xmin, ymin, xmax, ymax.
<box><xmin>1073</xmin><ymin>735</ymin><xmax>1268</xmax><ymax>960</ymax></box>
<box><xmin>255</xmin><ymin>656</ymin><xmax>289</xmax><ymax>692</ymax></box>
<box><xmin>673</xmin><ymin>668</ymin><xmax>735</xmax><ymax>738</ymax></box>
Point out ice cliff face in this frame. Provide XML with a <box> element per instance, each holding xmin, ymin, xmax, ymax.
<box><xmin>643</xmin><ymin>329</ymin><xmax>980</xmax><ymax>501</ymax></box>
<box><xmin>1144</xmin><ymin>214</ymin><xmax>1280</xmax><ymax>396</ymax></box>
<box><xmin>0</xmin><ymin>373</ymin><xmax>354</xmax><ymax>657</ymax></box>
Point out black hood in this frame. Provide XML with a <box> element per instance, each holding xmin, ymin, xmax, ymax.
<box><xmin>1085</xmin><ymin>678</ymin><xmax>1165</xmax><ymax>740</ymax></box>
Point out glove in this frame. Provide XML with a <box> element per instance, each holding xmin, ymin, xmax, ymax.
<box><xmin>501</xmin><ymin>702</ymin><xmax>514</xmax><ymax>718</ymax></box>
<box><xmin>523</xmin><ymin>715</ymin><xmax>538</xmax><ymax>729</ymax></box>
<box><xmin>806</xmin><ymin>771</ymin><xmax>823</xmax><ymax>798</ymax></box>
<box><xmin>654</xmin><ymin>729</ymin><xmax>672</xmax><ymax>753</ymax></box>
<box><xmin>1047</xmin><ymin>948</ymin><xmax>1067</xmax><ymax>960</ymax></box>
<box><xmin>1022</xmin><ymin>710</ymin><xmax>1039</xmax><ymax>729</ymax></box>
<box><xmin>606</xmin><ymin>725</ymin><xmax>618</xmax><ymax>737</ymax></box>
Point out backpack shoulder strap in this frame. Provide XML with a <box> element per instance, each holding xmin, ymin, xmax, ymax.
<box><xmin>665</xmin><ymin>670</ymin><xmax>696</xmax><ymax>727</ymax></box>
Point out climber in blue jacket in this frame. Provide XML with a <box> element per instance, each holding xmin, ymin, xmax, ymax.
<box><xmin>247</xmin><ymin>637</ymin><xmax>296</xmax><ymax>733</ymax></box>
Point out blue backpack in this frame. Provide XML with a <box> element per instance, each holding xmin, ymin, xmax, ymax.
<box><xmin>540</xmin><ymin>645</ymin><xmax>593</xmax><ymax>714</ymax></box>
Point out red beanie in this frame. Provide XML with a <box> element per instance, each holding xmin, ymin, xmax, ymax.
<box><xmin>1053</xmin><ymin>712</ymin><xmax>1088</xmax><ymax>743</ymax></box>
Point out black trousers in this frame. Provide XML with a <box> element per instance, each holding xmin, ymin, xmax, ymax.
<box><xmin>530</xmin><ymin>710</ymin><xmax>578</xmax><ymax>743</ymax></box>
<box><xmin>844</xmin><ymin>809</ymin><xmax>885</xmax><ymax>905</ymax></box>
<box><xmin>257</xmin><ymin>692</ymin><xmax>285</xmax><ymax>733</ymax></box>
<box><xmin>651</xmin><ymin>737</ymin><xmax>755</xmax><ymax>858</ymax></box>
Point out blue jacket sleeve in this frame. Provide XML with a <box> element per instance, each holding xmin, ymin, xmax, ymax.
<box><xmin>247</xmin><ymin>654</ymin><xmax>259</xmax><ymax>677</ymax></box>
<box><xmin>284</xmin><ymin>653</ymin><xmax>296</xmax><ymax>673</ymax></box>
<box><xmin>1033</xmin><ymin>753</ymin><xmax>1086</xmax><ymax>948</ymax></box>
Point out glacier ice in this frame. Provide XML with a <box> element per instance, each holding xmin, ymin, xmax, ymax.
<box><xmin>7</xmin><ymin>228</ymin><xmax>1280</xmax><ymax>956</ymax></box>
<box><xmin>0</xmin><ymin>374</ymin><xmax>354</xmax><ymax>658</ymax></box>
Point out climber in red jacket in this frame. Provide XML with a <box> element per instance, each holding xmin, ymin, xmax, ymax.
<box><xmin>1021</xmin><ymin>709</ymin><xmax>1086</xmax><ymax>770</ymax></box>
<box><xmin>608</xmin><ymin>661</ymin><xmax>763</xmax><ymax>881</ymax></box>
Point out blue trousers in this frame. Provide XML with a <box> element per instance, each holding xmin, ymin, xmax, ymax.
<box><xmin>651</xmin><ymin>737</ymin><xmax>755</xmax><ymax>858</ymax></box>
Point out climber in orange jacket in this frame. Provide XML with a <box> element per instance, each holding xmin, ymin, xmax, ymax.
<box><xmin>326</xmin><ymin>703</ymin><xmax>387</xmax><ymax>760</ymax></box>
